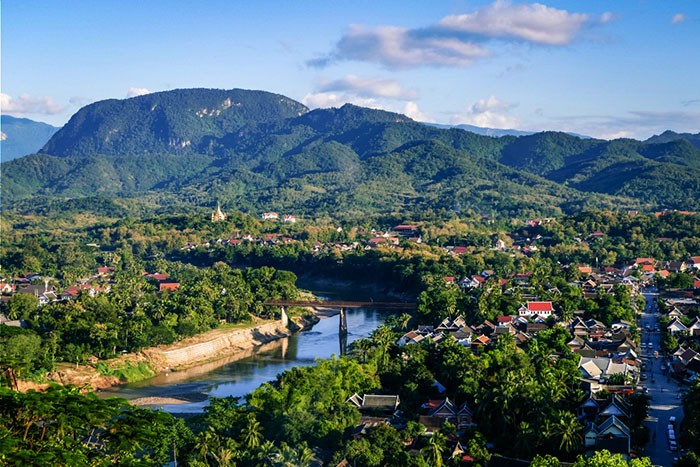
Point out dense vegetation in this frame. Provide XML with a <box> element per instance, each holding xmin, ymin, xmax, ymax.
<box><xmin>0</xmin><ymin>262</ymin><xmax>299</xmax><ymax>385</ymax></box>
<box><xmin>3</xmin><ymin>89</ymin><xmax>700</xmax><ymax>216</ymax></box>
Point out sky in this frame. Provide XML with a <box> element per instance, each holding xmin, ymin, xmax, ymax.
<box><xmin>2</xmin><ymin>0</ymin><xmax>699</xmax><ymax>139</ymax></box>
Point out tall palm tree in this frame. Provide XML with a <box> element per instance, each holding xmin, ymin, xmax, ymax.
<box><xmin>556</xmin><ymin>410</ymin><xmax>582</xmax><ymax>455</ymax></box>
<box><xmin>241</xmin><ymin>414</ymin><xmax>262</xmax><ymax>451</ymax></box>
<box><xmin>421</xmin><ymin>432</ymin><xmax>446</xmax><ymax>467</ymax></box>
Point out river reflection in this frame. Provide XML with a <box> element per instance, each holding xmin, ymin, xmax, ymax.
<box><xmin>103</xmin><ymin>306</ymin><xmax>386</xmax><ymax>413</ymax></box>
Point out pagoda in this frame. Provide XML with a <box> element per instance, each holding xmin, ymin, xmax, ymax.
<box><xmin>211</xmin><ymin>202</ymin><xmax>227</xmax><ymax>222</ymax></box>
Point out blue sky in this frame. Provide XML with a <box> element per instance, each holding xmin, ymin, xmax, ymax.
<box><xmin>2</xmin><ymin>0</ymin><xmax>699</xmax><ymax>138</ymax></box>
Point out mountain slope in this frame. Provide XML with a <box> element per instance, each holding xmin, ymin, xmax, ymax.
<box><xmin>645</xmin><ymin>130</ymin><xmax>700</xmax><ymax>149</ymax></box>
<box><xmin>3</xmin><ymin>88</ymin><xmax>699</xmax><ymax>216</ymax></box>
<box><xmin>42</xmin><ymin>88</ymin><xmax>308</xmax><ymax>157</ymax></box>
<box><xmin>1</xmin><ymin>115</ymin><xmax>59</xmax><ymax>161</ymax></box>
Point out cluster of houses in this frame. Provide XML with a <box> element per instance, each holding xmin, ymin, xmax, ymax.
<box><xmin>579</xmin><ymin>394</ymin><xmax>635</xmax><ymax>455</ymax></box>
<box><xmin>178</xmin><ymin>224</ymin><xmax>426</xmax><ymax>253</ymax></box>
<box><xmin>661</xmin><ymin>292</ymin><xmax>700</xmax><ymax>383</ymax></box>
<box><xmin>261</xmin><ymin>212</ymin><xmax>296</xmax><ymax>223</ymax></box>
<box><xmin>343</xmin><ymin>392</ymin><xmax>476</xmax><ymax>463</ymax></box>
<box><xmin>0</xmin><ymin>267</ymin><xmax>181</xmax><ymax>327</ymax></box>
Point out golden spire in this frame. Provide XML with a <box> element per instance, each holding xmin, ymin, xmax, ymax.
<box><xmin>212</xmin><ymin>201</ymin><xmax>227</xmax><ymax>222</ymax></box>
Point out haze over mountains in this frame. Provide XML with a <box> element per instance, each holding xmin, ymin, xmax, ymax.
<box><xmin>0</xmin><ymin>115</ymin><xmax>59</xmax><ymax>162</ymax></box>
<box><xmin>2</xmin><ymin>88</ymin><xmax>699</xmax><ymax>217</ymax></box>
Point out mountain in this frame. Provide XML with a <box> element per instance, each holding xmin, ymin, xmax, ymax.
<box><xmin>426</xmin><ymin>122</ymin><xmax>532</xmax><ymax>137</ymax></box>
<box><xmin>1</xmin><ymin>115</ymin><xmax>59</xmax><ymax>161</ymax></box>
<box><xmin>645</xmin><ymin>130</ymin><xmax>700</xmax><ymax>149</ymax></box>
<box><xmin>3</xmin><ymin>88</ymin><xmax>700</xmax><ymax>217</ymax></box>
<box><xmin>427</xmin><ymin>122</ymin><xmax>589</xmax><ymax>139</ymax></box>
<box><xmin>43</xmin><ymin>88</ymin><xmax>308</xmax><ymax>157</ymax></box>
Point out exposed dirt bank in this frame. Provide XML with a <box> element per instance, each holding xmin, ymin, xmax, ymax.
<box><xmin>16</xmin><ymin>313</ymin><xmax>318</xmax><ymax>393</ymax></box>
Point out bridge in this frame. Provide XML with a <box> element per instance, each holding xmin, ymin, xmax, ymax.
<box><xmin>264</xmin><ymin>300</ymin><xmax>416</xmax><ymax>336</ymax></box>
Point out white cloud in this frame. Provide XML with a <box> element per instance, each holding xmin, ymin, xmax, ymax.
<box><xmin>450</xmin><ymin>96</ymin><xmax>519</xmax><ymax>129</ymax></box>
<box><xmin>318</xmin><ymin>75</ymin><xmax>418</xmax><ymax>100</ymax></box>
<box><xmin>402</xmin><ymin>102</ymin><xmax>432</xmax><ymax>122</ymax></box>
<box><xmin>301</xmin><ymin>92</ymin><xmax>432</xmax><ymax>122</ymax></box>
<box><xmin>439</xmin><ymin>1</ymin><xmax>590</xmax><ymax>45</ymax></box>
<box><xmin>127</xmin><ymin>87</ymin><xmax>151</xmax><ymax>98</ymax></box>
<box><xmin>671</xmin><ymin>13</ymin><xmax>686</xmax><ymax>24</ymax></box>
<box><xmin>599</xmin><ymin>12</ymin><xmax>616</xmax><ymax>24</ymax></box>
<box><xmin>311</xmin><ymin>2</ymin><xmax>609</xmax><ymax>69</ymax></box>
<box><xmin>301</xmin><ymin>92</ymin><xmax>380</xmax><ymax>109</ymax></box>
<box><xmin>0</xmin><ymin>93</ymin><xmax>66</xmax><ymax>116</ymax></box>
<box><xmin>542</xmin><ymin>109</ymin><xmax>700</xmax><ymax>140</ymax></box>
<box><xmin>310</xmin><ymin>24</ymin><xmax>488</xmax><ymax>69</ymax></box>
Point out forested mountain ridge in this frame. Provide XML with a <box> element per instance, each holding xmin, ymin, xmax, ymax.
<box><xmin>42</xmin><ymin>88</ymin><xmax>309</xmax><ymax>157</ymax></box>
<box><xmin>645</xmin><ymin>130</ymin><xmax>700</xmax><ymax>149</ymax></box>
<box><xmin>0</xmin><ymin>115</ymin><xmax>59</xmax><ymax>161</ymax></box>
<box><xmin>2</xmin><ymin>88</ymin><xmax>699</xmax><ymax>216</ymax></box>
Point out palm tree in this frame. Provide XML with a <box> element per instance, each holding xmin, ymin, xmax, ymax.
<box><xmin>212</xmin><ymin>447</ymin><xmax>234</xmax><ymax>467</ymax></box>
<box><xmin>241</xmin><ymin>414</ymin><xmax>262</xmax><ymax>450</ymax></box>
<box><xmin>421</xmin><ymin>432</ymin><xmax>446</xmax><ymax>467</ymax></box>
<box><xmin>514</xmin><ymin>421</ymin><xmax>535</xmax><ymax>458</ymax></box>
<box><xmin>556</xmin><ymin>410</ymin><xmax>582</xmax><ymax>455</ymax></box>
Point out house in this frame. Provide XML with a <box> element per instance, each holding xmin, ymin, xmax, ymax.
<box><xmin>689</xmin><ymin>256</ymin><xmax>700</xmax><ymax>270</ymax></box>
<box><xmin>518</xmin><ymin>301</ymin><xmax>554</xmax><ymax>318</ymax></box>
<box><xmin>159</xmin><ymin>282</ymin><xmax>180</xmax><ymax>292</ymax></box>
<box><xmin>611</xmin><ymin>320</ymin><xmax>633</xmax><ymax>331</ymax></box>
<box><xmin>496</xmin><ymin>316</ymin><xmax>514</xmax><ymax>326</ymax></box>
<box><xmin>595</xmin><ymin>415</ymin><xmax>631</xmax><ymax>455</ymax></box>
<box><xmin>261</xmin><ymin>212</ymin><xmax>278</xmax><ymax>220</ymax></box>
<box><xmin>0</xmin><ymin>312</ymin><xmax>26</xmax><ymax>328</ymax></box>
<box><xmin>0</xmin><ymin>283</ymin><xmax>15</xmax><ymax>294</ymax></box>
<box><xmin>598</xmin><ymin>395</ymin><xmax>631</xmax><ymax>421</ymax></box>
<box><xmin>347</xmin><ymin>394</ymin><xmax>400</xmax><ymax>413</ymax></box>
<box><xmin>667</xmin><ymin>317</ymin><xmax>688</xmax><ymax>335</ymax></box>
<box><xmin>420</xmin><ymin>398</ymin><xmax>474</xmax><ymax>431</ymax></box>
<box><xmin>688</xmin><ymin>318</ymin><xmax>700</xmax><ymax>336</ymax></box>
<box><xmin>97</xmin><ymin>266</ymin><xmax>115</xmax><ymax>276</ymax></box>
<box><xmin>16</xmin><ymin>284</ymin><xmax>57</xmax><ymax>305</ymax></box>
<box><xmin>393</xmin><ymin>224</ymin><xmax>419</xmax><ymax>237</ymax></box>
<box><xmin>635</xmin><ymin>257</ymin><xmax>655</xmax><ymax>266</ymax></box>
<box><xmin>282</xmin><ymin>215</ymin><xmax>296</xmax><ymax>223</ymax></box>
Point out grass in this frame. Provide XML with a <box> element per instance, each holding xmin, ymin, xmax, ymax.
<box><xmin>95</xmin><ymin>360</ymin><xmax>157</xmax><ymax>383</ymax></box>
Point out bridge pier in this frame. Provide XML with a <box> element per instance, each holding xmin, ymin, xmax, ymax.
<box><xmin>280</xmin><ymin>306</ymin><xmax>288</xmax><ymax>327</ymax></box>
<box><xmin>339</xmin><ymin>307</ymin><xmax>347</xmax><ymax>335</ymax></box>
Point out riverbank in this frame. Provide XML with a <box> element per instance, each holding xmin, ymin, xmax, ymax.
<box><xmin>16</xmin><ymin>313</ymin><xmax>319</xmax><ymax>394</ymax></box>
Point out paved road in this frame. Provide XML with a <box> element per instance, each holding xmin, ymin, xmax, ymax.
<box><xmin>639</xmin><ymin>289</ymin><xmax>683</xmax><ymax>466</ymax></box>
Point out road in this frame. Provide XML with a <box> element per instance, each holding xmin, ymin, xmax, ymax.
<box><xmin>639</xmin><ymin>289</ymin><xmax>683</xmax><ymax>467</ymax></box>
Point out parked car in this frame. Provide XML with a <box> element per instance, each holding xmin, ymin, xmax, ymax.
<box><xmin>670</xmin><ymin>441</ymin><xmax>678</xmax><ymax>451</ymax></box>
<box><xmin>648</xmin><ymin>343</ymin><xmax>654</xmax><ymax>349</ymax></box>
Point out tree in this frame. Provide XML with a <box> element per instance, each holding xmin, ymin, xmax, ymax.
<box><xmin>556</xmin><ymin>411</ymin><xmax>582</xmax><ymax>455</ymax></box>
<box><xmin>5</xmin><ymin>293</ymin><xmax>39</xmax><ymax>320</ymax></box>
<box><xmin>421</xmin><ymin>432</ymin><xmax>446</xmax><ymax>467</ymax></box>
<box><xmin>241</xmin><ymin>413</ymin><xmax>262</xmax><ymax>450</ymax></box>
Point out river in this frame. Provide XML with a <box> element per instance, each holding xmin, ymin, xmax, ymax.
<box><xmin>102</xmin><ymin>281</ymin><xmax>391</xmax><ymax>413</ymax></box>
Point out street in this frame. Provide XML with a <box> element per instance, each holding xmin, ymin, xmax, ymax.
<box><xmin>639</xmin><ymin>289</ymin><xmax>684</xmax><ymax>467</ymax></box>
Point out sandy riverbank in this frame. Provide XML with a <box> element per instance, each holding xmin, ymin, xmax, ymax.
<box><xmin>17</xmin><ymin>312</ymin><xmax>319</xmax><ymax>394</ymax></box>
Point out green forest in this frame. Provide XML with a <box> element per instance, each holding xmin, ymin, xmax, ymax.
<box><xmin>3</xmin><ymin>89</ymin><xmax>700</xmax><ymax>217</ymax></box>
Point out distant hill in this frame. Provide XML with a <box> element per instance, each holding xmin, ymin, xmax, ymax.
<box><xmin>1</xmin><ymin>115</ymin><xmax>59</xmax><ymax>161</ymax></box>
<box><xmin>645</xmin><ymin>130</ymin><xmax>700</xmax><ymax>149</ymax></box>
<box><xmin>3</xmin><ymin>88</ymin><xmax>700</xmax><ymax>216</ymax></box>
<box><xmin>426</xmin><ymin>122</ymin><xmax>532</xmax><ymax>137</ymax></box>
<box><xmin>426</xmin><ymin>122</ymin><xmax>589</xmax><ymax>139</ymax></box>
